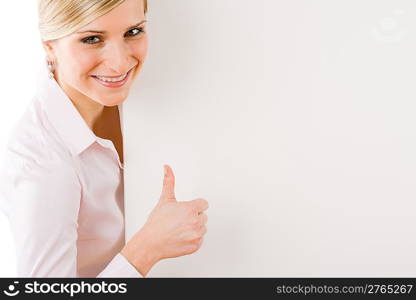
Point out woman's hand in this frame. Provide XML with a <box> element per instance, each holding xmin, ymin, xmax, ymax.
<box><xmin>143</xmin><ymin>164</ymin><xmax>209</xmax><ymax>261</ymax></box>
<box><xmin>121</xmin><ymin>164</ymin><xmax>209</xmax><ymax>276</ymax></box>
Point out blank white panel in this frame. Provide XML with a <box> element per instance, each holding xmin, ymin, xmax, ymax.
<box><xmin>124</xmin><ymin>0</ymin><xmax>416</xmax><ymax>276</ymax></box>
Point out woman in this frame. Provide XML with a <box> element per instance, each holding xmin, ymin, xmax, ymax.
<box><xmin>0</xmin><ymin>0</ymin><xmax>209</xmax><ymax>277</ymax></box>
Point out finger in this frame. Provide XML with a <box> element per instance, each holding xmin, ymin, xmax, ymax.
<box><xmin>159</xmin><ymin>164</ymin><xmax>176</xmax><ymax>202</ymax></box>
<box><xmin>196</xmin><ymin>236</ymin><xmax>204</xmax><ymax>248</ymax></box>
<box><xmin>199</xmin><ymin>212</ymin><xmax>208</xmax><ymax>225</ymax></box>
<box><xmin>193</xmin><ymin>198</ymin><xmax>209</xmax><ymax>213</ymax></box>
<box><xmin>199</xmin><ymin>226</ymin><xmax>207</xmax><ymax>236</ymax></box>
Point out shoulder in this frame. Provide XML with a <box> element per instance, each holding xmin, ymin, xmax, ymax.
<box><xmin>5</xmin><ymin>97</ymin><xmax>72</xmax><ymax>166</ymax></box>
<box><xmin>0</xmin><ymin>99</ymin><xmax>81</xmax><ymax>217</ymax></box>
<box><xmin>1</xmin><ymin>97</ymin><xmax>80</xmax><ymax>184</ymax></box>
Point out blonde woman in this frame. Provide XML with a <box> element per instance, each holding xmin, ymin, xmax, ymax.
<box><xmin>0</xmin><ymin>0</ymin><xmax>209</xmax><ymax>277</ymax></box>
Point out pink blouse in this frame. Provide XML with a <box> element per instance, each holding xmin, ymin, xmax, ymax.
<box><xmin>0</xmin><ymin>64</ymin><xmax>142</xmax><ymax>277</ymax></box>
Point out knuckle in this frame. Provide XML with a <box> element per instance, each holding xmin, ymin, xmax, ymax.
<box><xmin>199</xmin><ymin>198</ymin><xmax>208</xmax><ymax>207</ymax></box>
<box><xmin>196</xmin><ymin>197</ymin><xmax>207</xmax><ymax>206</ymax></box>
<box><xmin>193</xmin><ymin>243</ymin><xmax>200</xmax><ymax>252</ymax></box>
<box><xmin>191</xmin><ymin>225</ymin><xmax>206</xmax><ymax>239</ymax></box>
<box><xmin>193</xmin><ymin>237</ymin><xmax>202</xmax><ymax>247</ymax></box>
<box><xmin>192</xmin><ymin>224</ymin><xmax>200</xmax><ymax>232</ymax></box>
<box><xmin>191</xmin><ymin>230</ymin><xmax>201</xmax><ymax>240</ymax></box>
<box><xmin>187</xmin><ymin>203</ymin><xmax>197</xmax><ymax>214</ymax></box>
<box><xmin>186</xmin><ymin>240</ymin><xmax>200</xmax><ymax>253</ymax></box>
<box><xmin>195</xmin><ymin>237</ymin><xmax>204</xmax><ymax>249</ymax></box>
<box><xmin>186</xmin><ymin>245</ymin><xmax>197</xmax><ymax>254</ymax></box>
<box><xmin>191</xmin><ymin>217</ymin><xmax>200</xmax><ymax>228</ymax></box>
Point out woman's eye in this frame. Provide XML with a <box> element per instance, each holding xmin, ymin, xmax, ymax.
<box><xmin>81</xmin><ymin>27</ymin><xmax>145</xmax><ymax>45</ymax></box>
<box><xmin>125</xmin><ymin>27</ymin><xmax>145</xmax><ymax>37</ymax></box>
<box><xmin>81</xmin><ymin>36</ymin><xmax>101</xmax><ymax>44</ymax></box>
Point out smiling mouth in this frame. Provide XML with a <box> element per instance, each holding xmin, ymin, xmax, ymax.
<box><xmin>91</xmin><ymin>66</ymin><xmax>135</xmax><ymax>82</ymax></box>
<box><xmin>94</xmin><ymin>73</ymin><xmax>127</xmax><ymax>82</ymax></box>
<box><xmin>90</xmin><ymin>67</ymin><xmax>135</xmax><ymax>88</ymax></box>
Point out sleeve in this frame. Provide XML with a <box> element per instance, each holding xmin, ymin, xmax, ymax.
<box><xmin>0</xmin><ymin>148</ymin><xmax>143</xmax><ymax>278</ymax></box>
<box><xmin>97</xmin><ymin>253</ymin><xmax>143</xmax><ymax>277</ymax></box>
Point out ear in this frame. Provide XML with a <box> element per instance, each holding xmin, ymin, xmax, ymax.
<box><xmin>42</xmin><ymin>40</ymin><xmax>57</xmax><ymax>62</ymax></box>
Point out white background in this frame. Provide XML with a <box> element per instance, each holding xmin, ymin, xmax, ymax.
<box><xmin>1</xmin><ymin>1</ymin><xmax>416</xmax><ymax>277</ymax></box>
<box><xmin>0</xmin><ymin>1</ymin><xmax>42</xmax><ymax>276</ymax></box>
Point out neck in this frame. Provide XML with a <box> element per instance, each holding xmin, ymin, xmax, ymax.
<box><xmin>55</xmin><ymin>73</ymin><xmax>105</xmax><ymax>130</ymax></box>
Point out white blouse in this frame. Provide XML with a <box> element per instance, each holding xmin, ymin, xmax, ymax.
<box><xmin>0</xmin><ymin>64</ymin><xmax>142</xmax><ymax>277</ymax></box>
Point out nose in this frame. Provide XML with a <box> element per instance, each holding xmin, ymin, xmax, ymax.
<box><xmin>102</xmin><ymin>41</ymin><xmax>131</xmax><ymax>75</ymax></box>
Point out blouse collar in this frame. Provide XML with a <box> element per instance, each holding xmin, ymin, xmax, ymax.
<box><xmin>35</xmin><ymin>64</ymin><xmax>124</xmax><ymax>162</ymax></box>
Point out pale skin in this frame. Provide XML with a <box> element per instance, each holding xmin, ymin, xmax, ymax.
<box><xmin>42</xmin><ymin>0</ymin><xmax>209</xmax><ymax>277</ymax></box>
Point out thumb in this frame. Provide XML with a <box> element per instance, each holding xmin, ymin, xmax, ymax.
<box><xmin>159</xmin><ymin>164</ymin><xmax>176</xmax><ymax>202</ymax></box>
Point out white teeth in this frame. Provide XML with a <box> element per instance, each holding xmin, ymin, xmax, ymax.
<box><xmin>95</xmin><ymin>73</ymin><xmax>127</xmax><ymax>82</ymax></box>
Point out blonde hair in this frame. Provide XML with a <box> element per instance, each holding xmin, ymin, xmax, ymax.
<box><xmin>38</xmin><ymin>0</ymin><xmax>148</xmax><ymax>41</ymax></box>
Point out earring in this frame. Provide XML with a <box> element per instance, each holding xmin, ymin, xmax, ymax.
<box><xmin>46</xmin><ymin>59</ymin><xmax>55</xmax><ymax>80</ymax></box>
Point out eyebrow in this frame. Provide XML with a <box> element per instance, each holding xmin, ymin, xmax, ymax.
<box><xmin>75</xmin><ymin>20</ymin><xmax>147</xmax><ymax>34</ymax></box>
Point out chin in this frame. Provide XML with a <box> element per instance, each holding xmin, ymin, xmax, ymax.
<box><xmin>93</xmin><ymin>92</ymin><xmax>128</xmax><ymax>105</ymax></box>
<box><xmin>103</xmin><ymin>99</ymin><xmax>126</xmax><ymax>107</ymax></box>
<box><xmin>93</xmin><ymin>97</ymin><xmax>126</xmax><ymax>107</ymax></box>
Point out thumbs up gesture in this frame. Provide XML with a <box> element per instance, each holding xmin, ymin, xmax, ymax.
<box><xmin>141</xmin><ymin>165</ymin><xmax>209</xmax><ymax>263</ymax></box>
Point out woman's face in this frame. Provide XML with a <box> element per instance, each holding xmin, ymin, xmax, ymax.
<box><xmin>43</xmin><ymin>0</ymin><xmax>148</xmax><ymax>107</ymax></box>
